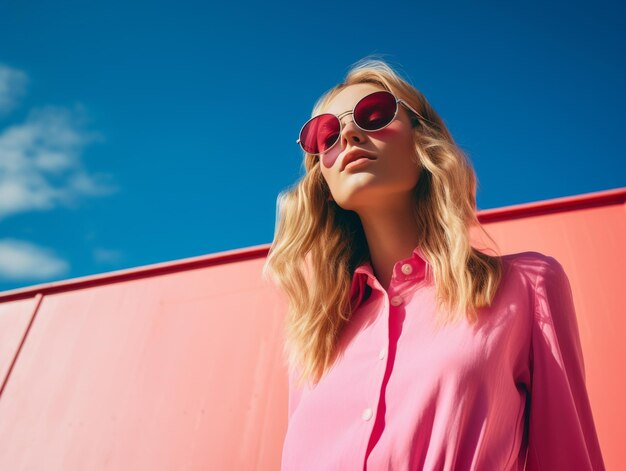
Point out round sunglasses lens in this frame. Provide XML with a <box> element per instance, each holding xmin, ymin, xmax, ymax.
<box><xmin>354</xmin><ymin>91</ymin><xmax>397</xmax><ymax>131</ymax></box>
<box><xmin>300</xmin><ymin>114</ymin><xmax>340</xmax><ymax>154</ymax></box>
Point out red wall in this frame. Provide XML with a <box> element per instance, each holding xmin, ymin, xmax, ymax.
<box><xmin>0</xmin><ymin>187</ymin><xmax>624</xmax><ymax>470</ymax></box>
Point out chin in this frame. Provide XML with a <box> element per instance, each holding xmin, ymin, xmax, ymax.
<box><xmin>333</xmin><ymin>198</ymin><xmax>366</xmax><ymax>213</ymax></box>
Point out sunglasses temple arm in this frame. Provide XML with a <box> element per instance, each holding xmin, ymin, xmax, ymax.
<box><xmin>400</xmin><ymin>100</ymin><xmax>434</xmax><ymax>125</ymax></box>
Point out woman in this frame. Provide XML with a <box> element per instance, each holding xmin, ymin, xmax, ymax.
<box><xmin>263</xmin><ymin>58</ymin><xmax>605</xmax><ymax>470</ymax></box>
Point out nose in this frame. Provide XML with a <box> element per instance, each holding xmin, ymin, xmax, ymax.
<box><xmin>339</xmin><ymin>115</ymin><xmax>366</xmax><ymax>149</ymax></box>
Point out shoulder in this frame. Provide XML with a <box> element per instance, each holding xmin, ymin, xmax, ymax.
<box><xmin>498</xmin><ymin>250</ymin><xmax>567</xmax><ymax>289</ymax></box>
<box><xmin>488</xmin><ymin>251</ymin><xmax>570</xmax><ymax>311</ymax></box>
<box><xmin>497</xmin><ymin>251</ymin><xmax>575</xmax><ymax>325</ymax></box>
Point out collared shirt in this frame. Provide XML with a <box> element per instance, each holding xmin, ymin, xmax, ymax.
<box><xmin>281</xmin><ymin>247</ymin><xmax>605</xmax><ymax>470</ymax></box>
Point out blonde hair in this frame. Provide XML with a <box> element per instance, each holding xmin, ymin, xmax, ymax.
<box><xmin>262</xmin><ymin>57</ymin><xmax>503</xmax><ymax>388</ymax></box>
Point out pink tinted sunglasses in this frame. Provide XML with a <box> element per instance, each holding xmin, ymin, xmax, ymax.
<box><xmin>296</xmin><ymin>90</ymin><xmax>425</xmax><ymax>155</ymax></box>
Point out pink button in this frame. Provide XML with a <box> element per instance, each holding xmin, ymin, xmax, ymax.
<box><xmin>390</xmin><ymin>295</ymin><xmax>403</xmax><ymax>306</ymax></box>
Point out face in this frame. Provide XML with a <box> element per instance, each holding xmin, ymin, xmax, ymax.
<box><xmin>317</xmin><ymin>83</ymin><xmax>421</xmax><ymax>213</ymax></box>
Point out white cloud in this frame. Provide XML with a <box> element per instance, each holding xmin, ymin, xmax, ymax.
<box><xmin>0</xmin><ymin>104</ymin><xmax>118</xmax><ymax>219</ymax></box>
<box><xmin>0</xmin><ymin>65</ymin><xmax>120</xmax><ymax>284</ymax></box>
<box><xmin>0</xmin><ymin>64</ymin><xmax>28</xmax><ymax>115</ymax></box>
<box><xmin>0</xmin><ymin>238</ymin><xmax>69</xmax><ymax>280</ymax></box>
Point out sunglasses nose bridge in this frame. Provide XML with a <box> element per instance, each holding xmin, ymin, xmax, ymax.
<box><xmin>335</xmin><ymin>110</ymin><xmax>365</xmax><ymax>153</ymax></box>
<box><xmin>333</xmin><ymin>112</ymin><xmax>362</xmax><ymax>151</ymax></box>
<box><xmin>337</xmin><ymin>109</ymin><xmax>363</xmax><ymax>135</ymax></box>
<box><xmin>336</xmin><ymin>109</ymin><xmax>355</xmax><ymax>128</ymax></box>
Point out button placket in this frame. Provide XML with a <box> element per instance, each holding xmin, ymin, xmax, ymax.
<box><xmin>361</xmin><ymin>352</ymin><xmax>385</xmax><ymax>424</ymax></box>
<box><xmin>361</xmin><ymin>314</ymin><xmax>389</xmax><ymax>429</ymax></box>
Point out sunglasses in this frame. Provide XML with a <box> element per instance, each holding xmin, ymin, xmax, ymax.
<box><xmin>296</xmin><ymin>90</ymin><xmax>424</xmax><ymax>155</ymax></box>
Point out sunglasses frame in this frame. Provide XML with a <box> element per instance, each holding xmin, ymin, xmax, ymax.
<box><xmin>296</xmin><ymin>90</ymin><xmax>427</xmax><ymax>156</ymax></box>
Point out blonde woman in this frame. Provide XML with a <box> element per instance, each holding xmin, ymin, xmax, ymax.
<box><xmin>263</xmin><ymin>58</ymin><xmax>605</xmax><ymax>470</ymax></box>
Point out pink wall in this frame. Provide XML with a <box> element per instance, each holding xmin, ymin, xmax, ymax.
<box><xmin>0</xmin><ymin>187</ymin><xmax>624</xmax><ymax>470</ymax></box>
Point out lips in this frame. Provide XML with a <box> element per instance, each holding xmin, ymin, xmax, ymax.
<box><xmin>341</xmin><ymin>149</ymin><xmax>377</xmax><ymax>171</ymax></box>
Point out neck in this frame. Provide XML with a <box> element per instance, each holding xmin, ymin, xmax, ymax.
<box><xmin>357</xmin><ymin>196</ymin><xmax>420</xmax><ymax>291</ymax></box>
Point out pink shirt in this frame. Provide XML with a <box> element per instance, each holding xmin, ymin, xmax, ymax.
<box><xmin>281</xmin><ymin>247</ymin><xmax>605</xmax><ymax>470</ymax></box>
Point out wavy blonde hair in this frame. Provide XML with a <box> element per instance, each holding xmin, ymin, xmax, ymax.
<box><xmin>262</xmin><ymin>57</ymin><xmax>503</xmax><ymax>389</ymax></box>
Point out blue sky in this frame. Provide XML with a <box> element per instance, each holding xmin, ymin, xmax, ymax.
<box><xmin>0</xmin><ymin>0</ymin><xmax>624</xmax><ymax>292</ymax></box>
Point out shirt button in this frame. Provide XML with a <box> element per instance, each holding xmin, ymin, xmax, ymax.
<box><xmin>390</xmin><ymin>295</ymin><xmax>404</xmax><ymax>306</ymax></box>
<box><xmin>378</xmin><ymin>348</ymin><xmax>386</xmax><ymax>360</ymax></box>
<box><xmin>362</xmin><ymin>407</ymin><xmax>373</xmax><ymax>421</ymax></box>
<box><xmin>401</xmin><ymin>263</ymin><xmax>413</xmax><ymax>275</ymax></box>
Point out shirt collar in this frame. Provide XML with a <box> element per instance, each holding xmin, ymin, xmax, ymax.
<box><xmin>349</xmin><ymin>244</ymin><xmax>430</xmax><ymax>308</ymax></box>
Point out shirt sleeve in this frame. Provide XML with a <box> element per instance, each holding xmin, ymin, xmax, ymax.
<box><xmin>525</xmin><ymin>256</ymin><xmax>605</xmax><ymax>470</ymax></box>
